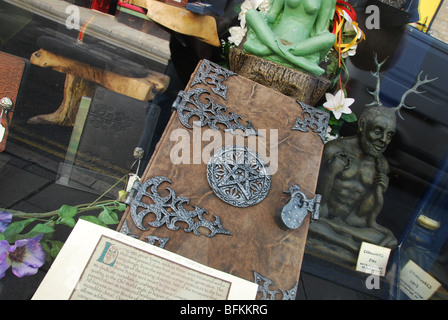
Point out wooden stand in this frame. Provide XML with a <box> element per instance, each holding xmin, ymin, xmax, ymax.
<box><xmin>29</xmin><ymin>49</ymin><xmax>170</xmax><ymax>126</ymax></box>
<box><xmin>229</xmin><ymin>47</ymin><xmax>331</xmax><ymax>106</ymax></box>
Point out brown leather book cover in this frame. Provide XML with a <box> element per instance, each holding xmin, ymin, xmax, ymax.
<box><xmin>0</xmin><ymin>51</ymin><xmax>28</xmax><ymax>152</ymax></box>
<box><xmin>118</xmin><ymin>59</ymin><xmax>328</xmax><ymax>299</ymax></box>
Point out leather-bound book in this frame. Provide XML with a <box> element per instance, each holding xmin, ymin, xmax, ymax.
<box><xmin>118</xmin><ymin>59</ymin><xmax>329</xmax><ymax>299</ymax></box>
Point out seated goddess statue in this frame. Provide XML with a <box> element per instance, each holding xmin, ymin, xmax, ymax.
<box><xmin>308</xmin><ymin>105</ymin><xmax>398</xmax><ymax>261</ymax></box>
<box><xmin>243</xmin><ymin>0</ymin><xmax>337</xmax><ymax>76</ymax></box>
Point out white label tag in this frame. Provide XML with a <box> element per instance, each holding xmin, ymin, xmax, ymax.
<box><xmin>126</xmin><ymin>173</ymin><xmax>140</xmax><ymax>192</ymax></box>
<box><xmin>0</xmin><ymin>124</ymin><xmax>5</xmax><ymax>141</ymax></box>
<box><xmin>400</xmin><ymin>260</ymin><xmax>441</xmax><ymax>300</ymax></box>
<box><xmin>356</xmin><ymin>242</ymin><xmax>391</xmax><ymax>277</ymax></box>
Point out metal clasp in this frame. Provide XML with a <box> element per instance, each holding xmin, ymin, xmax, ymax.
<box><xmin>275</xmin><ymin>184</ymin><xmax>321</xmax><ymax>230</ymax></box>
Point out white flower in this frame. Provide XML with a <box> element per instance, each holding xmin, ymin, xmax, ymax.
<box><xmin>227</xmin><ymin>0</ymin><xmax>271</xmax><ymax>46</ymax></box>
<box><xmin>342</xmin><ymin>44</ymin><xmax>357</xmax><ymax>58</ymax></box>
<box><xmin>323</xmin><ymin>90</ymin><xmax>354</xmax><ymax>120</ymax></box>
<box><xmin>325</xmin><ymin>126</ymin><xmax>339</xmax><ymax>143</ymax></box>
<box><xmin>228</xmin><ymin>26</ymin><xmax>247</xmax><ymax>46</ymax></box>
<box><xmin>258</xmin><ymin>0</ymin><xmax>270</xmax><ymax>13</ymax></box>
<box><xmin>241</xmin><ymin>0</ymin><xmax>265</xmax><ymax>12</ymax></box>
<box><xmin>238</xmin><ymin>0</ymin><xmax>270</xmax><ymax>27</ymax></box>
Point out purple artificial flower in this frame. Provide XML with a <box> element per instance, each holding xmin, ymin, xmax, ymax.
<box><xmin>0</xmin><ymin>234</ymin><xmax>45</xmax><ymax>278</ymax></box>
<box><xmin>0</xmin><ymin>241</ymin><xmax>9</xmax><ymax>278</ymax></box>
<box><xmin>0</xmin><ymin>211</ymin><xmax>12</xmax><ymax>233</ymax></box>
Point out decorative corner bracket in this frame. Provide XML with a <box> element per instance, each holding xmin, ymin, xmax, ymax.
<box><xmin>275</xmin><ymin>184</ymin><xmax>321</xmax><ymax>230</ymax></box>
<box><xmin>292</xmin><ymin>101</ymin><xmax>329</xmax><ymax>143</ymax></box>
<box><xmin>125</xmin><ymin>176</ymin><xmax>232</xmax><ymax>237</ymax></box>
<box><xmin>190</xmin><ymin>59</ymin><xmax>237</xmax><ymax>100</ymax></box>
<box><xmin>254</xmin><ymin>271</ymin><xmax>298</xmax><ymax>300</ymax></box>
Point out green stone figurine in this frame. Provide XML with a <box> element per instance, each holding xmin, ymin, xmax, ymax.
<box><xmin>243</xmin><ymin>0</ymin><xmax>337</xmax><ymax>76</ymax></box>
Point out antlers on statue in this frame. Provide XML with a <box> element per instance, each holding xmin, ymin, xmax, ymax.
<box><xmin>367</xmin><ymin>53</ymin><xmax>438</xmax><ymax>119</ymax></box>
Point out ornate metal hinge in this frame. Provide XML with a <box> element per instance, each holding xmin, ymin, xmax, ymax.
<box><xmin>173</xmin><ymin>88</ymin><xmax>258</xmax><ymax>136</ymax></box>
<box><xmin>125</xmin><ymin>176</ymin><xmax>232</xmax><ymax>237</ymax></box>
<box><xmin>254</xmin><ymin>271</ymin><xmax>298</xmax><ymax>300</ymax></box>
<box><xmin>292</xmin><ymin>101</ymin><xmax>329</xmax><ymax>143</ymax></box>
<box><xmin>275</xmin><ymin>185</ymin><xmax>321</xmax><ymax>230</ymax></box>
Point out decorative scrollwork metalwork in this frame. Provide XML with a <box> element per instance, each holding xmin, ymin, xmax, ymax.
<box><xmin>207</xmin><ymin>146</ymin><xmax>271</xmax><ymax>207</ymax></box>
<box><xmin>253</xmin><ymin>271</ymin><xmax>298</xmax><ymax>300</ymax></box>
<box><xmin>119</xmin><ymin>220</ymin><xmax>137</xmax><ymax>238</ymax></box>
<box><xmin>119</xmin><ymin>221</ymin><xmax>170</xmax><ymax>248</ymax></box>
<box><xmin>145</xmin><ymin>235</ymin><xmax>170</xmax><ymax>248</ymax></box>
<box><xmin>173</xmin><ymin>88</ymin><xmax>258</xmax><ymax>136</ymax></box>
<box><xmin>190</xmin><ymin>59</ymin><xmax>237</xmax><ymax>100</ymax></box>
<box><xmin>292</xmin><ymin>101</ymin><xmax>329</xmax><ymax>142</ymax></box>
<box><xmin>125</xmin><ymin>176</ymin><xmax>232</xmax><ymax>237</ymax></box>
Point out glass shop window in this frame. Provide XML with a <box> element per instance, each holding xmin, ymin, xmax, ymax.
<box><xmin>2</xmin><ymin>0</ymin><xmax>448</xmax><ymax>301</ymax></box>
<box><xmin>302</xmin><ymin>0</ymin><xmax>448</xmax><ymax>300</ymax></box>
<box><xmin>0</xmin><ymin>0</ymin><xmax>171</xmax><ymax>194</ymax></box>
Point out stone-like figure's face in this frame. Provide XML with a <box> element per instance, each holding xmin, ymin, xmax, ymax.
<box><xmin>361</xmin><ymin>114</ymin><xmax>396</xmax><ymax>158</ymax></box>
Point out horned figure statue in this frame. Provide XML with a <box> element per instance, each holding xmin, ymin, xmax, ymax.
<box><xmin>310</xmin><ymin>53</ymin><xmax>437</xmax><ymax>259</ymax></box>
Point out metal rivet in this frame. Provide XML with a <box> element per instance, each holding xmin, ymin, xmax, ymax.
<box><xmin>0</xmin><ymin>97</ymin><xmax>13</xmax><ymax>111</ymax></box>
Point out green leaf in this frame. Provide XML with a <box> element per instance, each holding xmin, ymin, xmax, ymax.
<box><xmin>31</xmin><ymin>223</ymin><xmax>54</xmax><ymax>234</ymax></box>
<box><xmin>41</xmin><ymin>241</ymin><xmax>52</xmax><ymax>262</ymax></box>
<box><xmin>59</xmin><ymin>217</ymin><xmax>76</xmax><ymax>228</ymax></box>
<box><xmin>0</xmin><ymin>233</ymin><xmax>4</xmax><ymax>241</ymax></box>
<box><xmin>3</xmin><ymin>218</ymin><xmax>36</xmax><ymax>242</ymax></box>
<box><xmin>326</xmin><ymin>59</ymin><xmax>341</xmax><ymax>77</ymax></box>
<box><xmin>98</xmin><ymin>208</ymin><xmax>119</xmax><ymax>225</ymax></box>
<box><xmin>79</xmin><ymin>215</ymin><xmax>107</xmax><ymax>227</ymax></box>
<box><xmin>20</xmin><ymin>223</ymin><xmax>55</xmax><ymax>239</ymax></box>
<box><xmin>341</xmin><ymin>112</ymin><xmax>357</xmax><ymax>122</ymax></box>
<box><xmin>329</xmin><ymin>116</ymin><xmax>340</xmax><ymax>126</ymax></box>
<box><xmin>50</xmin><ymin>240</ymin><xmax>64</xmax><ymax>258</ymax></box>
<box><xmin>58</xmin><ymin>205</ymin><xmax>78</xmax><ymax>219</ymax></box>
<box><xmin>115</xmin><ymin>202</ymin><xmax>127</xmax><ymax>212</ymax></box>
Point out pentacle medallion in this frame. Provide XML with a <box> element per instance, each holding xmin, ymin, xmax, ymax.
<box><xmin>207</xmin><ymin>146</ymin><xmax>271</xmax><ymax>207</ymax></box>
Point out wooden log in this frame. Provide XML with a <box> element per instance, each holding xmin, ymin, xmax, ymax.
<box><xmin>29</xmin><ymin>49</ymin><xmax>170</xmax><ymax>126</ymax></box>
<box><xmin>229</xmin><ymin>47</ymin><xmax>331</xmax><ymax>106</ymax></box>
<box><xmin>28</xmin><ymin>74</ymin><xmax>96</xmax><ymax>126</ymax></box>
<box><xmin>130</xmin><ymin>0</ymin><xmax>220</xmax><ymax>47</ymax></box>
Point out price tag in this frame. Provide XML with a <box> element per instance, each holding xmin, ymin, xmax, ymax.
<box><xmin>400</xmin><ymin>260</ymin><xmax>441</xmax><ymax>300</ymax></box>
<box><xmin>356</xmin><ymin>242</ymin><xmax>391</xmax><ymax>276</ymax></box>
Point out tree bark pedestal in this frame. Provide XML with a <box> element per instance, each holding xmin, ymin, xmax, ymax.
<box><xmin>229</xmin><ymin>47</ymin><xmax>330</xmax><ymax>106</ymax></box>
